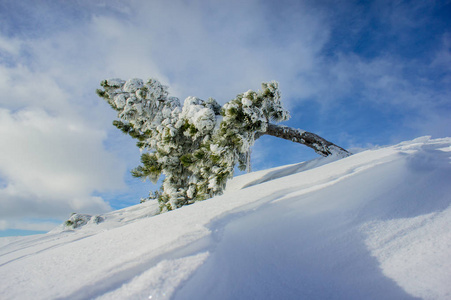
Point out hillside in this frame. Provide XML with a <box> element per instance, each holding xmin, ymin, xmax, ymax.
<box><xmin>1</xmin><ymin>136</ymin><xmax>450</xmax><ymax>300</ymax></box>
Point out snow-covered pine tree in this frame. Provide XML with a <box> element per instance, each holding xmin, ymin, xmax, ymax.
<box><xmin>97</xmin><ymin>78</ymin><xmax>350</xmax><ymax>211</ymax></box>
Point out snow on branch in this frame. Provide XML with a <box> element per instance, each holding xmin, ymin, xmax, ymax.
<box><xmin>98</xmin><ymin>78</ymin><xmax>350</xmax><ymax>211</ymax></box>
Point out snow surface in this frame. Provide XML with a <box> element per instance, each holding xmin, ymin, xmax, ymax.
<box><xmin>1</xmin><ymin>136</ymin><xmax>450</xmax><ymax>299</ymax></box>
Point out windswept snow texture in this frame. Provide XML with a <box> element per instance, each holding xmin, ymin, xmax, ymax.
<box><xmin>1</xmin><ymin>137</ymin><xmax>451</xmax><ymax>300</ymax></box>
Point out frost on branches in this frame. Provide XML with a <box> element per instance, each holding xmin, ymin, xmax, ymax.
<box><xmin>97</xmin><ymin>78</ymin><xmax>349</xmax><ymax>211</ymax></box>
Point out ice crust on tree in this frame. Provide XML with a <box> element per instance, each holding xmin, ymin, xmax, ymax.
<box><xmin>123</xmin><ymin>78</ymin><xmax>144</xmax><ymax>93</ymax></box>
<box><xmin>98</xmin><ymin>77</ymin><xmax>290</xmax><ymax>211</ymax></box>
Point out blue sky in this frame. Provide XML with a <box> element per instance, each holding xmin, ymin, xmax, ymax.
<box><xmin>0</xmin><ymin>0</ymin><xmax>450</xmax><ymax>236</ymax></box>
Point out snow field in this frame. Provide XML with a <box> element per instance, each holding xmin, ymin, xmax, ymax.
<box><xmin>0</xmin><ymin>136</ymin><xmax>450</xmax><ymax>299</ymax></box>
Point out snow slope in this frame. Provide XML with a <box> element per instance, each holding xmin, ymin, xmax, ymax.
<box><xmin>0</xmin><ymin>136</ymin><xmax>450</xmax><ymax>300</ymax></box>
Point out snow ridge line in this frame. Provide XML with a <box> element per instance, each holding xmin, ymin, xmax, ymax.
<box><xmin>272</xmin><ymin>159</ymin><xmax>393</xmax><ymax>204</ymax></box>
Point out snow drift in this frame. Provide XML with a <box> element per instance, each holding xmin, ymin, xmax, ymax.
<box><xmin>0</xmin><ymin>136</ymin><xmax>450</xmax><ymax>299</ymax></box>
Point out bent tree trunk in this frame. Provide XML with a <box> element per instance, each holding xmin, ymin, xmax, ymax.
<box><xmin>258</xmin><ymin>123</ymin><xmax>351</xmax><ymax>157</ymax></box>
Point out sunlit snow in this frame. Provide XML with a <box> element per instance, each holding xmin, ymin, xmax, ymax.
<box><xmin>1</xmin><ymin>136</ymin><xmax>450</xmax><ymax>299</ymax></box>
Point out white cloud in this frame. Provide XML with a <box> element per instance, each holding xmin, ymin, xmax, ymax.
<box><xmin>0</xmin><ymin>35</ymin><xmax>21</xmax><ymax>56</ymax></box>
<box><xmin>87</xmin><ymin>0</ymin><xmax>331</xmax><ymax>103</ymax></box>
<box><xmin>0</xmin><ymin>108</ymin><xmax>124</xmax><ymax>221</ymax></box>
<box><xmin>0</xmin><ymin>64</ymin><xmax>71</xmax><ymax>113</ymax></box>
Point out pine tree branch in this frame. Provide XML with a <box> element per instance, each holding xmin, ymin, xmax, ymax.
<box><xmin>258</xmin><ymin>123</ymin><xmax>351</xmax><ymax>157</ymax></box>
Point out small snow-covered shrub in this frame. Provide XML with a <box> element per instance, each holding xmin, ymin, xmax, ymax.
<box><xmin>64</xmin><ymin>213</ymin><xmax>104</xmax><ymax>229</ymax></box>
